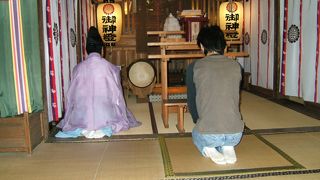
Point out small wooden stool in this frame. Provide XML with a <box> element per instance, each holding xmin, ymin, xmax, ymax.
<box><xmin>163</xmin><ymin>99</ymin><xmax>187</xmax><ymax>133</ymax></box>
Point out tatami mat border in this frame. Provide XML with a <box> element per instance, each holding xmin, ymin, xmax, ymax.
<box><xmin>159</xmin><ymin>136</ymin><xmax>175</xmax><ymax>177</ymax></box>
<box><xmin>46</xmin><ymin>133</ymin><xmax>158</xmax><ymax>143</ymax></box>
<box><xmin>162</xmin><ymin>169</ymin><xmax>320</xmax><ymax>180</ymax></box>
<box><xmin>248</xmin><ymin>126</ymin><xmax>320</xmax><ymax>135</ymax></box>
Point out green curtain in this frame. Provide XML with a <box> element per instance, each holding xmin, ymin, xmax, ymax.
<box><xmin>0</xmin><ymin>2</ymin><xmax>17</xmax><ymax>117</ymax></box>
<box><xmin>0</xmin><ymin>0</ymin><xmax>43</xmax><ymax>118</ymax></box>
<box><xmin>20</xmin><ymin>0</ymin><xmax>43</xmax><ymax>114</ymax></box>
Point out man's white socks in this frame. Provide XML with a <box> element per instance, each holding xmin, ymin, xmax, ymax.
<box><xmin>203</xmin><ymin>147</ymin><xmax>226</xmax><ymax>165</ymax></box>
<box><xmin>222</xmin><ymin>146</ymin><xmax>237</xmax><ymax>164</ymax></box>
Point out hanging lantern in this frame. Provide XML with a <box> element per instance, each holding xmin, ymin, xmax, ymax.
<box><xmin>97</xmin><ymin>2</ymin><xmax>122</xmax><ymax>46</ymax></box>
<box><xmin>219</xmin><ymin>1</ymin><xmax>243</xmax><ymax>40</ymax></box>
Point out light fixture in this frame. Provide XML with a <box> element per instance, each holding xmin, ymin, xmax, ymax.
<box><xmin>219</xmin><ymin>0</ymin><xmax>243</xmax><ymax>40</ymax></box>
<box><xmin>97</xmin><ymin>2</ymin><xmax>122</xmax><ymax>46</ymax></box>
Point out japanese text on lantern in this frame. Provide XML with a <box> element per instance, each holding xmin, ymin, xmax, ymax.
<box><xmin>102</xmin><ymin>4</ymin><xmax>116</xmax><ymax>46</ymax></box>
<box><xmin>219</xmin><ymin>2</ymin><xmax>243</xmax><ymax>40</ymax></box>
<box><xmin>101</xmin><ymin>14</ymin><xmax>117</xmax><ymax>46</ymax></box>
<box><xmin>225</xmin><ymin>3</ymin><xmax>239</xmax><ymax>39</ymax></box>
<box><xmin>97</xmin><ymin>1</ymin><xmax>122</xmax><ymax>46</ymax></box>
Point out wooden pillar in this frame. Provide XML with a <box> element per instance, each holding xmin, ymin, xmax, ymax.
<box><xmin>273</xmin><ymin>0</ymin><xmax>281</xmax><ymax>98</ymax></box>
<box><xmin>23</xmin><ymin>113</ymin><xmax>31</xmax><ymax>154</ymax></box>
<box><xmin>77</xmin><ymin>0</ymin><xmax>82</xmax><ymax>63</ymax></box>
<box><xmin>37</xmin><ymin>0</ymin><xmax>49</xmax><ymax>139</ymax></box>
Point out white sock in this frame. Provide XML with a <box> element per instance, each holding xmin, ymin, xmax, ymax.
<box><xmin>203</xmin><ymin>147</ymin><xmax>226</xmax><ymax>165</ymax></box>
<box><xmin>82</xmin><ymin>130</ymin><xmax>106</xmax><ymax>139</ymax></box>
<box><xmin>93</xmin><ymin>130</ymin><xmax>105</xmax><ymax>138</ymax></box>
<box><xmin>81</xmin><ymin>130</ymin><xmax>96</xmax><ymax>139</ymax></box>
<box><xmin>222</xmin><ymin>146</ymin><xmax>237</xmax><ymax>164</ymax></box>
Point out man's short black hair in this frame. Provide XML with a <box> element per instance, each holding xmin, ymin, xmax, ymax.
<box><xmin>197</xmin><ymin>25</ymin><xmax>226</xmax><ymax>55</ymax></box>
<box><xmin>86</xmin><ymin>26</ymin><xmax>104</xmax><ymax>54</ymax></box>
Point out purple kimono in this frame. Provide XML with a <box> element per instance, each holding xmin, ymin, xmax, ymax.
<box><xmin>57</xmin><ymin>53</ymin><xmax>141</xmax><ymax>137</ymax></box>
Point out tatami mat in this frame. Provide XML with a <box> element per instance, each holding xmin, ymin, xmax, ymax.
<box><xmin>160</xmin><ymin>134</ymin><xmax>303</xmax><ymax>177</ymax></box>
<box><xmin>262</xmin><ymin>132</ymin><xmax>320</xmax><ymax>169</ymax></box>
<box><xmin>240</xmin><ymin>91</ymin><xmax>320</xmax><ymax>130</ymax></box>
<box><xmin>95</xmin><ymin>140</ymin><xmax>164</xmax><ymax>180</ymax></box>
<box><xmin>117</xmin><ymin>95</ymin><xmax>153</xmax><ymax>135</ymax></box>
<box><xmin>0</xmin><ymin>140</ymin><xmax>164</xmax><ymax>180</ymax></box>
<box><xmin>0</xmin><ymin>143</ymin><xmax>107</xmax><ymax>180</ymax></box>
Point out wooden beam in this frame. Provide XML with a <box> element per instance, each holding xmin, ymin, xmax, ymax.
<box><xmin>148</xmin><ymin>52</ymin><xmax>249</xmax><ymax>59</ymax></box>
<box><xmin>37</xmin><ymin>0</ymin><xmax>49</xmax><ymax>139</ymax></box>
<box><xmin>226</xmin><ymin>40</ymin><xmax>243</xmax><ymax>46</ymax></box>
<box><xmin>152</xmin><ymin>86</ymin><xmax>187</xmax><ymax>94</ymax></box>
<box><xmin>147</xmin><ymin>31</ymin><xmax>185</xmax><ymax>35</ymax></box>
<box><xmin>166</xmin><ymin>44</ymin><xmax>200</xmax><ymax>50</ymax></box>
<box><xmin>148</xmin><ymin>54</ymin><xmax>205</xmax><ymax>59</ymax></box>
<box><xmin>147</xmin><ymin>41</ymin><xmax>197</xmax><ymax>46</ymax></box>
<box><xmin>224</xmin><ymin>52</ymin><xmax>249</xmax><ymax>58</ymax></box>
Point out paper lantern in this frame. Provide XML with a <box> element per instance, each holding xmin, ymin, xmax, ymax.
<box><xmin>97</xmin><ymin>3</ymin><xmax>122</xmax><ymax>46</ymax></box>
<box><xmin>219</xmin><ymin>1</ymin><xmax>243</xmax><ymax>40</ymax></box>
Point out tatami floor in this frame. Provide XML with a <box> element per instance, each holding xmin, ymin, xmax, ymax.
<box><xmin>1</xmin><ymin>91</ymin><xmax>320</xmax><ymax>180</ymax></box>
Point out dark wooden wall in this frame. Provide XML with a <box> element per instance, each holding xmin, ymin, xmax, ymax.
<box><xmin>101</xmin><ymin>0</ymin><xmax>222</xmax><ymax>89</ymax></box>
<box><xmin>105</xmin><ymin>0</ymin><xmax>221</xmax><ymax>66</ymax></box>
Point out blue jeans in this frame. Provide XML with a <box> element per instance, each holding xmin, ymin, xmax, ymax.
<box><xmin>192</xmin><ymin>129</ymin><xmax>243</xmax><ymax>156</ymax></box>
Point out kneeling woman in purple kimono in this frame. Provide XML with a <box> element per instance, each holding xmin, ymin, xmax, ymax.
<box><xmin>56</xmin><ymin>27</ymin><xmax>141</xmax><ymax>138</ymax></box>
